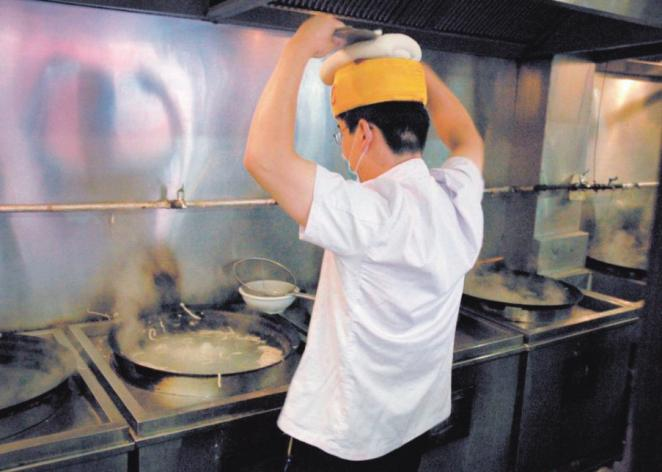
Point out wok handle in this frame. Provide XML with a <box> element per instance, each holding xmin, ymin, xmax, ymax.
<box><xmin>332</xmin><ymin>27</ymin><xmax>381</xmax><ymax>47</ymax></box>
<box><xmin>292</xmin><ymin>292</ymin><xmax>316</xmax><ymax>302</ymax></box>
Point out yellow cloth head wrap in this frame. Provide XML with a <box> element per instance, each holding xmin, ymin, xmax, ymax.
<box><xmin>331</xmin><ymin>57</ymin><xmax>427</xmax><ymax>117</ymax></box>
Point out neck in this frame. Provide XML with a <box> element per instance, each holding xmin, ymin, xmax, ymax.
<box><xmin>358</xmin><ymin>152</ymin><xmax>421</xmax><ymax>182</ymax></box>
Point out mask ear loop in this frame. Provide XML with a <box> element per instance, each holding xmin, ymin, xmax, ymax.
<box><xmin>350</xmin><ymin>123</ymin><xmax>372</xmax><ymax>181</ymax></box>
<box><xmin>353</xmin><ymin>146</ymin><xmax>369</xmax><ymax>178</ymax></box>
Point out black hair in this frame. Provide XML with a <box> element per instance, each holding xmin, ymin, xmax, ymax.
<box><xmin>337</xmin><ymin>101</ymin><xmax>430</xmax><ymax>154</ymax></box>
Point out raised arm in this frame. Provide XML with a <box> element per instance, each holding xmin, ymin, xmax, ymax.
<box><xmin>423</xmin><ymin>64</ymin><xmax>484</xmax><ymax>172</ymax></box>
<box><xmin>243</xmin><ymin>15</ymin><xmax>344</xmax><ymax>227</ymax></box>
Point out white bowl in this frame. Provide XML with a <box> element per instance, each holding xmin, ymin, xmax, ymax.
<box><xmin>238</xmin><ymin>280</ymin><xmax>297</xmax><ymax>314</ymax></box>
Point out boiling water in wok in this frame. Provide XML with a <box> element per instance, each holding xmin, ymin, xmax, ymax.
<box><xmin>111</xmin><ymin>309</ymin><xmax>299</xmax><ymax>376</ymax></box>
<box><xmin>464</xmin><ymin>265</ymin><xmax>582</xmax><ymax>308</ymax></box>
<box><xmin>125</xmin><ymin>328</ymin><xmax>284</xmax><ymax>375</ymax></box>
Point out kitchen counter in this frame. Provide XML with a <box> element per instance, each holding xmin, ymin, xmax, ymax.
<box><xmin>0</xmin><ymin>329</ymin><xmax>132</xmax><ymax>471</ymax></box>
<box><xmin>63</xmin><ymin>305</ymin><xmax>524</xmax><ymax>471</ymax></box>
<box><xmin>464</xmin><ymin>289</ymin><xmax>641</xmax><ymax>471</ymax></box>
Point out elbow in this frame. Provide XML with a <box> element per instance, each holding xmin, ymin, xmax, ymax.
<box><xmin>243</xmin><ymin>149</ymin><xmax>258</xmax><ymax>176</ymax></box>
<box><xmin>243</xmin><ymin>146</ymin><xmax>270</xmax><ymax>178</ymax></box>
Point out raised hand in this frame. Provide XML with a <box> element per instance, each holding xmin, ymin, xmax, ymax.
<box><xmin>289</xmin><ymin>14</ymin><xmax>346</xmax><ymax>58</ymax></box>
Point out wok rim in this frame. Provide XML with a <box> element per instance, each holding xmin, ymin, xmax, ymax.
<box><xmin>463</xmin><ymin>269</ymin><xmax>583</xmax><ymax>310</ymax></box>
<box><xmin>0</xmin><ymin>334</ymin><xmax>74</xmax><ymax>413</ymax></box>
<box><xmin>109</xmin><ymin>310</ymin><xmax>300</xmax><ymax>377</ymax></box>
<box><xmin>586</xmin><ymin>255</ymin><xmax>647</xmax><ymax>281</ymax></box>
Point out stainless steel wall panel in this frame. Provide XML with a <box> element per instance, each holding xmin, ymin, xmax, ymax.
<box><xmin>422</xmin><ymin>51</ymin><xmax>518</xmax><ymax>261</ymax></box>
<box><xmin>480</xmin><ymin>197</ymin><xmax>509</xmax><ymax>260</ymax></box>
<box><xmin>0</xmin><ymin>0</ymin><xmax>337</xmax><ymax>329</ymax></box>
<box><xmin>582</xmin><ymin>71</ymin><xmax>661</xmax><ymax>269</ymax></box>
<box><xmin>539</xmin><ymin>57</ymin><xmax>595</xmax><ymax>187</ymax></box>
<box><xmin>500</xmin><ymin>61</ymin><xmax>552</xmax><ymax>270</ymax></box>
<box><xmin>0</xmin><ymin>212</ymin><xmax>112</xmax><ymax>329</ymax></box>
<box><xmin>582</xmin><ymin>187</ymin><xmax>657</xmax><ymax>269</ymax></box>
<box><xmin>530</xmin><ymin>56</ymin><xmax>661</xmax><ymax>273</ymax></box>
<box><xmin>422</xmin><ymin>51</ymin><xmax>518</xmax><ymax>188</ymax></box>
<box><xmin>535</xmin><ymin>57</ymin><xmax>595</xmax><ymax>239</ymax></box>
<box><xmin>529</xmin><ymin>57</ymin><xmax>594</xmax><ymax>271</ymax></box>
<box><xmin>535</xmin><ymin>194</ymin><xmax>585</xmax><ymax>236</ymax></box>
<box><xmin>588</xmin><ymin>73</ymin><xmax>662</xmax><ymax>183</ymax></box>
<box><xmin>0</xmin><ymin>0</ymin><xmax>519</xmax><ymax>327</ymax></box>
<box><xmin>532</xmin><ymin>230</ymin><xmax>589</xmax><ymax>273</ymax></box>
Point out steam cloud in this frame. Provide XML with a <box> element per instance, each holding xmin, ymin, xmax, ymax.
<box><xmin>585</xmin><ymin>192</ymin><xmax>654</xmax><ymax>271</ymax></box>
<box><xmin>101</xmin><ymin>244</ymin><xmax>181</xmax><ymax>350</ymax></box>
<box><xmin>465</xmin><ymin>265</ymin><xmax>571</xmax><ymax>306</ymax></box>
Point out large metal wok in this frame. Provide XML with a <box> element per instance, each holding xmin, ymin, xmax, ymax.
<box><xmin>463</xmin><ymin>265</ymin><xmax>583</xmax><ymax>323</ymax></box>
<box><xmin>0</xmin><ymin>334</ymin><xmax>74</xmax><ymax>414</ymax></box>
<box><xmin>109</xmin><ymin>308</ymin><xmax>300</xmax><ymax>378</ymax></box>
<box><xmin>586</xmin><ymin>255</ymin><xmax>647</xmax><ymax>281</ymax></box>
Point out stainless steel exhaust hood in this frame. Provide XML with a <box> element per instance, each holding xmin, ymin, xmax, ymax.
<box><xmin>44</xmin><ymin>0</ymin><xmax>662</xmax><ymax>61</ymax></box>
<box><xmin>207</xmin><ymin>0</ymin><xmax>662</xmax><ymax>61</ymax></box>
<box><xmin>552</xmin><ymin>0</ymin><xmax>662</xmax><ymax>28</ymax></box>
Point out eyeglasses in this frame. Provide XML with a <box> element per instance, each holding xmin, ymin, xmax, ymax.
<box><xmin>333</xmin><ymin>128</ymin><xmax>342</xmax><ymax>145</ymax></box>
<box><xmin>333</xmin><ymin>123</ymin><xmax>372</xmax><ymax>145</ymax></box>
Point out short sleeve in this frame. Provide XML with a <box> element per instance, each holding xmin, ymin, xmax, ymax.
<box><xmin>430</xmin><ymin>156</ymin><xmax>484</xmax><ymax>259</ymax></box>
<box><xmin>300</xmin><ymin>165</ymin><xmax>390</xmax><ymax>257</ymax></box>
<box><xmin>430</xmin><ymin>156</ymin><xmax>484</xmax><ymax>204</ymax></box>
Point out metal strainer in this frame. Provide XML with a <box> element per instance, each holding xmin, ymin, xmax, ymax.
<box><xmin>232</xmin><ymin>257</ymin><xmax>315</xmax><ymax>301</ymax></box>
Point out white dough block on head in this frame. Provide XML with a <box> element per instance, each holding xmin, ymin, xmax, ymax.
<box><xmin>320</xmin><ymin>33</ymin><xmax>422</xmax><ymax>85</ymax></box>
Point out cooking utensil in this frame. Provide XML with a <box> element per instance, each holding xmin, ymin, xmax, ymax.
<box><xmin>333</xmin><ymin>26</ymin><xmax>382</xmax><ymax>47</ymax></box>
<box><xmin>232</xmin><ymin>258</ymin><xmax>315</xmax><ymax>314</ymax></box>
<box><xmin>463</xmin><ymin>264</ymin><xmax>583</xmax><ymax>323</ymax></box>
<box><xmin>238</xmin><ymin>281</ymin><xmax>309</xmax><ymax>314</ymax></box>
<box><xmin>586</xmin><ymin>255</ymin><xmax>647</xmax><ymax>281</ymax></box>
<box><xmin>464</xmin><ymin>265</ymin><xmax>582</xmax><ymax>310</ymax></box>
<box><xmin>109</xmin><ymin>308</ymin><xmax>300</xmax><ymax>377</ymax></box>
<box><xmin>0</xmin><ymin>333</ymin><xmax>74</xmax><ymax>413</ymax></box>
<box><xmin>240</xmin><ymin>280</ymin><xmax>315</xmax><ymax>301</ymax></box>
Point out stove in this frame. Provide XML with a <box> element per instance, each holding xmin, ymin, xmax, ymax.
<box><xmin>68</xmin><ymin>312</ymin><xmax>302</xmax><ymax>472</ymax></box>
<box><xmin>0</xmin><ymin>329</ymin><xmax>132</xmax><ymax>471</ymax></box>
<box><xmin>585</xmin><ymin>266</ymin><xmax>647</xmax><ymax>303</ymax></box>
<box><xmin>463</xmin><ymin>289</ymin><xmax>641</xmax><ymax>472</ymax></box>
<box><xmin>418</xmin><ymin>312</ymin><xmax>526</xmax><ymax>472</ymax></box>
<box><xmin>67</xmin><ymin>298</ymin><xmax>527</xmax><ymax>472</ymax></box>
<box><xmin>549</xmin><ymin>262</ymin><xmax>647</xmax><ymax>303</ymax></box>
<box><xmin>463</xmin><ymin>288</ymin><xmax>641</xmax><ymax>342</ymax></box>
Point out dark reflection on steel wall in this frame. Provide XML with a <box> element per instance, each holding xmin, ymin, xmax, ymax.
<box><xmin>422</xmin><ymin>51</ymin><xmax>518</xmax><ymax>260</ymax></box>
<box><xmin>581</xmin><ymin>72</ymin><xmax>662</xmax><ymax>271</ymax></box>
<box><xmin>0</xmin><ymin>0</ymin><xmax>518</xmax><ymax>329</ymax></box>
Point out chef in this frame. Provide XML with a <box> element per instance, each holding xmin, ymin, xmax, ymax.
<box><xmin>243</xmin><ymin>14</ymin><xmax>484</xmax><ymax>471</ymax></box>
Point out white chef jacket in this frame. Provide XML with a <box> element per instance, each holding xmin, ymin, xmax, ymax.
<box><xmin>277</xmin><ymin>156</ymin><xmax>484</xmax><ymax>460</ymax></box>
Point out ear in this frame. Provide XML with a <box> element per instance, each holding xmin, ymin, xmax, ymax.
<box><xmin>358</xmin><ymin>119</ymin><xmax>373</xmax><ymax>145</ymax></box>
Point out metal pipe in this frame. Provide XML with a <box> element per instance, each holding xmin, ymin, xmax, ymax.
<box><xmin>187</xmin><ymin>198</ymin><xmax>277</xmax><ymax>208</ymax></box>
<box><xmin>0</xmin><ymin>198</ymin><xmax>277</xmax><ymax>213</ymax></box>
<box><xmin>620</xmin><ymin>182</ymin><xmax>659</xmax><ymax>189</ymax></box>
<box><xmin>0</xmin><ymin>180</ymin><xmax>657</xmax><ymax>213</ymax></box>
<box><xmin>483</xmin><ymin>181</ymin><xmax>659</xmax><ymax>195</ymax></box>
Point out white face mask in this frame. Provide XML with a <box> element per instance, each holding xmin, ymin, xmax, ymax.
<box><xmin>343</xmin><ymin>131</ymin><xmax>368</xmax><ymax>181</ymax></box>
